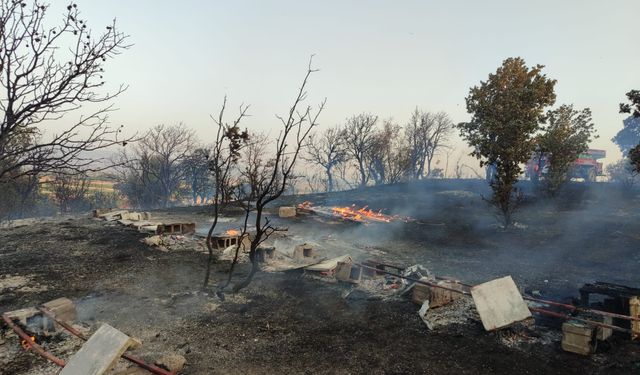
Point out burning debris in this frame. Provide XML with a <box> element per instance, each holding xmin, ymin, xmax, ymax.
<box><xmin>296</xmin><ymin>201</ymin><xmax>411</xmax><ymax>224</ymax></box>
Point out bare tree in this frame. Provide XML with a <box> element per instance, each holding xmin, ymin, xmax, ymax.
<box><xmin>221</xmin><ymin>57</ymin><xmax>326</xmax><ymax>294</ymax></box>
<box><xmin>405</xmin><ymin>109</ymin><xmax>454</xmax><ymax>179</ymax></box>
<box><xmin>51</xmin><ymin>171</ymin><xmax>88</xmax><ymax>213</ymax></box>
<box><xmin>304</xmin><ymin>126</ymin><xmax>346</xmax><ymax>192</ymax></box>
<box><xmin>240</xmin><ymin>132</ymin><xmax>270</xmax><ymax>200</ymax></box>
<box><xmin>368</xmin><ymin>119</ymin><xmax>410</xmax><ymax>184</ymax></box>
<box><xmin>183</xmin><ymin>147</ymin><xmax>212</xmax><ymax>205</ymax></box>
<box><xmin>116</xmin><ymin>124</ymin><xmax>197</xmax><ymax>208</ymax></box>
<box><xmin>344</xmin><ymin>113</ymin><xmax>377</xmax><ymax>187</ymax></box>
<box><xmin>202</xmin><ymin>97</ymin><xmax>249</xmax><ymax>289</ymax></box>
<box><xmin>0</xmin><ymin>1</ymin><xmax>133</xmax><ymax>181</ymax></box>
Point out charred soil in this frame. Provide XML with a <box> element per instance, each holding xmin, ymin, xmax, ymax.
<box><xmin>1</xmin><ymin>180</ymin><xmax>639</xmax><ymax>374</ymax></box>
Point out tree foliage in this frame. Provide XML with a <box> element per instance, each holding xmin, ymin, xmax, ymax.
<box><xmin>607</xmin><ymin>159</ymin><xmax>637</xmax><ymax>191</ymax></box>
<box><xmin>458</xmin><ymin>57</ymin><xmax>556</xmax><ymax>226</ymax></box>
<box><xmin>537</xmin><ymin>104</ymin><xmax>597</xmax><ymax>194</ymax></box>
<box><xmin>612</xmin><ymin>116</ymin><xmax>640</xmax><ymax>156</ymax></box>
<box><xmin>619</xmin><ymin>89</ymin><xmax>640</xmax><ymax>174</ymax></box>
<box><xmin>619</xmin><ymin>90</ymin><xmax>640</xmax><ymax>118</ymax></box>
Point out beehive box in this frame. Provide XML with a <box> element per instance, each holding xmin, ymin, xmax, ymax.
<box><xmin>562</xmin><ymin>321</ymin><xmax>596</xmax><ymax>355</ymax></box>
<box><xmin>412</xmin><ymin>278</ymin><xmax>462</xmax><ymax>308</ymax></box>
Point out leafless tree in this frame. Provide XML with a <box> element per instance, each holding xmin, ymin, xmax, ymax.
<box><xmin>368</xmin><ymin>119</ymin><xmax>410</xmax><ymax>184</ymax></box>
<box><xmin>183</xmin><ymin>147</ymin><xmax>212</xmax><ymax>205</ymax></box>
<box><xmin>344</xmin><ymin>113</ymin><xmax>377</xmax><ymax>187</ymax></box>
<box><xmin>202</xmin><ymin>97</ymin><xmax>249</xmax><ymax>289</ymax></box>
<box><xmin>116</xmin><ymin>124</ymin><xmax>197</xmax><ymax>208</ymax></box>
<box><xmin>221</xmin><ymin>57</ymin><xmax>326</xmax><ymax>294</ymax></box>
<box><xmin>304</xmin><ymin>126</ymin><xmax>346</xmax><ymax>192</ymax></box>
<box><xmin>239</xmin><ymin>132</ymin><xmax>270</xmax><ymax>200</ymax></box>
<box><xmin>0</xmin><ymin>1</ymin><xmax>133</xmax><ymax>182</ymax></box>
<box><xmin>405</xmin><ymin>109</ymin><xmax>454</xmax><ymax>179</ymax></box>
<box><xmin>51</xmin><ymin>171</ymin><xmax>88</xmax><ymax>213</ymax></box>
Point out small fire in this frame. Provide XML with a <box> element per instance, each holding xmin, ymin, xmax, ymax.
<box><xmin>332</xmin><ymin>205</ymin><xmax>392</xmax><ymax>223</ymax></box>
<box><xmin>225</xmin><ymin>229</ymin><xmax>241</xmax><ymax>236</ymax></box>
<box><xmin>298</xmin><ymin>201</ymin><xmax>412</xmax><ymax>223</ymax></box>
<box><xmin>20</xmin><ymin>336</ymin><xmax>36</xmax><ymax>350</ymax></box>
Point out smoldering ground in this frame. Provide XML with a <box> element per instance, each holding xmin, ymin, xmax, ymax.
<box><xmin>1</xmin><ymin>178</ymin><xmax>639</xmax><ymax>374</ymax></box>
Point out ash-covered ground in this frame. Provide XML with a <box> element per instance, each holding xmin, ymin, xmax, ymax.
<box><xmin>1</xmin><ymin>179</ymin><xmax>639</xmax><ymax>374</ymax></box>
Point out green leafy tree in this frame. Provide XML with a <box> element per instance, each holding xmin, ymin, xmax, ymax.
<box><xmin>537</xmin><ymin>105</ymin><xmax>597</xmax><ymax>194</ymax></box>
<box><xmin>458</xmin><ymin>57</ymin><xmax>556</xmax><ymax>226</ymax></box>
<box><xmin>619</xmin><ymin>89</ymin><xmax>640</xmax><ymax>173</ymax></box>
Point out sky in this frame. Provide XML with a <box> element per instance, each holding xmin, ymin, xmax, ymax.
<box><xmin>66</xmin><ymin>0</ymin><xmax>639</xmax><ymax>174</ymax></box>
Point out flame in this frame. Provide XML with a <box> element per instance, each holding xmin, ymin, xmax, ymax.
<box><xmin>225</xmin><ymin>229</ymin><xmax>241</xmax><ymax>236</ymax></box>
<box><xmin>331</xmin><ymin>204</ymin><xmax>392</xmax><ymax>223</ymax></box>
<box><xmin>298</xmin><ymin>201</ymin><xmax>412</xmax><ymax>223</ymax></box>
<box><xmin>21</xmin><ymin>336</ymin><xmax>36</xmax><ymax>350</ymax></box>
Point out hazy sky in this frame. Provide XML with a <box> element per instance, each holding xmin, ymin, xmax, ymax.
<box><xmin>72</xmin><ymin>0</ymin><xmax>638</xmax><ymax>171</ymax></box>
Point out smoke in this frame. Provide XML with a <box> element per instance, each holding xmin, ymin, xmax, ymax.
<box><xmin>271</xmin><ymin>179</ymin><xmax>639</xmax><ymax>300</ymax></box>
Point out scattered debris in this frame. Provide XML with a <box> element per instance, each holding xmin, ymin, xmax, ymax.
<box><xmin>418</xmin><ymin>297</ymin><xmax>478</xmax><ymax>330</ymax></box>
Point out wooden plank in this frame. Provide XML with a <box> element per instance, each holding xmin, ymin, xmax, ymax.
<box><xmin>60</xmin><ymin>324</ymin><xmax>136</xmax><ymax>375</ymax></box>
<box><xmin>305</xmin><ymin>255</ymin><xmax>352</xmax><ymax>272</ymax></box>
<box><xmin>470</xmin><ymin>276</ymin><xmax>532</xmax><ymax>331</ymax></box>
<box><xmin>631</xmin><ymin>296</ymin><xmax>639</xmax><ymax>340</ymax></box>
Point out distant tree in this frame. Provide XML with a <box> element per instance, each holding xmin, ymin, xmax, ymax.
<box><xmin>368</xmin><ymin>119</ymin><xmax>410</xmax><ymax>184</ymax></box>
<box><xmin>304</xmin><ymin>126</ymin><xmax>346</xmax><ymax>192</ymax></box>
<box><xmin>458</xmin><ymin>57</ymin><xmax>556</xmax><ymax>227</ymax></box>
<box><xmin>183</xmin><ymin>148</ymin><xmax>212</xmax><ymax>205</ymax></box>
<box><xmin>344</xmin><ymin>113</ymin><xmax>377</xmax><ymax>188</ymax></box>
<box><xmin>51</xmin><ymin>171</ymin><xmax>89</xmax><ymax>213</ymax></box>
<box><xmin>607</xmin><ymin>159</ymin><xmax>637</xmax><ymax>191</ymax></box>
<box><xmin>405</xmin><ymin>109</ymin><xmax>454</xmax><ymax>179</ymax></box>
<box><xmin>0</xmin><ymin>1</ymin><xmax>132</xmax><ymax>182</ymax></box>
<box><xmin>619</xmin><ymin>90</ymin><xmax>640</xmax><ymax>174</ymax></box>
<box><xmin>116</xmin><ymin>124</ymin><xmax>197</xmax><ymax>208</ymax></box>
<box><xmin>239</xmin><ymin>132</ymin><xmax>270</xmax><ymax>200</ymax></box>
<box><xmin>537</xmin><ymin>105</ymin><xmax>597</xmax><ymax>194</ymax></box>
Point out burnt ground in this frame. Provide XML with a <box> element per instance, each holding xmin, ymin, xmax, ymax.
<box><xmin>1</xmin><ymin>179</ymin><xmax>640</xmax><ymax>374</ymax></box>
